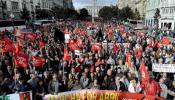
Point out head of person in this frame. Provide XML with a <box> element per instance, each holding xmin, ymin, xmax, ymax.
<box><xmin>68</xmin><ymin>73</ymin><xmax>73</xmax><ymax>80</ymax></box>
<box><xmin>159</xmin><ymin>77</ymin><xmax>164</xmax><ymax>84</ymax></box>
<box><xmin>107</xmin><ymin>69</ymin><xmax>112</xmax><ymax>76</ymax></box>
<box><xmin>52</xmin><ymin>73</ymin><xmax>58</xmax><ymax>81</ymax></box>
<box><xmin>115</xmin><ymin>76</ymin><xmax>121</xmax><ymax>84</ymax></box>
<box><xmin>44</xmin><ymin>71</ymin><xmax>49</xmax><ymax>78</ymax></box>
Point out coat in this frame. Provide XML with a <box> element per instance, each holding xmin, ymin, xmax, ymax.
<box><xmin>109</xmin><ymin>81</ymin><xmax>127</xmax><ymax>92</ymax></box>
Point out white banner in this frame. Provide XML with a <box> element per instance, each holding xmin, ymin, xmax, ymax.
<box><xmin>65</xmin><ymin>34</ymin><xmax>70</xmax><ymax>43</ymax></box>
<box><xmin>152</xmin><ymin>64</ymin><xmax>175</xmax><ymax>73</ymax></box>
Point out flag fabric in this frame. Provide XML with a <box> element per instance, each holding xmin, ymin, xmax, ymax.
<box><xmin>154</xmin><ymin>40</ymin><xmax>160</xmax><ymax>48</ymax></box>
<box><xmin>148</xmin><ymin>39</ymin><xmax>153</xmax><ymax>48</ymax></box>
<box><xmin>76</xmin><ymin>38</ymin><xmax>83</xmax><ymax>47</ymax></box>
<box><xmin>39</xmin><ymin>40</ymin><xmax>45</xmax><ymax>48</ymax></box>
<box><xmin>0</xmin><ymin>39</ymin><xmax>15</xmax><ymax>52</ymax></box>
<box><xmin>20</xmin><ymin>92</ymin><xmax>31</xmax><ymax>100</ymax></box>
<box><xmin>14</xmin><ymin>29</ymin><xmax>24</xmax><ymax>39</ymax></box>
<box><xmin>140</xmin><ymin>61</ymin><xmax>150</xmax><ymax>86</ymax></box>
<box><xmin>162</xmin><ymin>37</ymin><xmax>170</xmax><ymax>45</ymax></box>
<box><xmin>91</xmin><ymin>43</ymin><xmax>101</xmax><ymax>51</ymax></box>
<box><xmin>14</xmin><ymin>53</ymin><xmax>29</xmax><ymax>67</ymax></box>
<box><xmin>113</xmin><ymin>41</ymin><xmax>119</xmax><ymax>52</ymax></box>
<box><xmin>140</xmin><ymin>32</ymin><xmax>145</xmax><ymax>37</ymax></box>
<box><xmin>32</xmin><ymin>56</ymin><xmax>45</xmax><ymax>67</ymax></box>
<box><xmin>27</xmin><ymin>33</ymin><xmax>36</xmax><ymax>42</ymax></box>
<box><xmin>125</xmin><ymin>53</ymin><xmax>132</xmax><ymax>68</ymax></box>
<box><xmin>68</xmin><ymin>41</ymin><xmax>79</xmax><ymax>50</ymax></box>
<box><xmin>15</xmin><ymin>42</ymin><xmax>21</xmax><ymax>54</ymax></box>
<box><xmin>64</xmin><ymin>47</ymin><xmax>70</xmax><ymax>61</ymax></box>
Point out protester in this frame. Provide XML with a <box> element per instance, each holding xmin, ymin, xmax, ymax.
<box><xmin>0</xmin><ymin>20</ymin><xmax>174</xmax><ymax>100</ymax></box>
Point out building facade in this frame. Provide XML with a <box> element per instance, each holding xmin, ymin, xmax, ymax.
<box><xmin>117</xmin><ymin>0</ymin><xmax>147</xmax><ymax>19</ymax></box>
<box><xmin>145</xmin><ymin>0</ymin><xmax>175</xmax><ymax>30</ymax></box>
<box><xmin>86</xmin><ymin>6</ymin><xmax>103</xmax><ymax>17</ymax></box>
<box><xmin>0</xmin><ymin>0</ymin><xmax>74</xmax><ymax>19</ymax></box>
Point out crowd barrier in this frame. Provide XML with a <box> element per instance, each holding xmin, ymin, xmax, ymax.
<box><xmin>43</xmin><ymin>90</ymin><xmax>165</xmax><ymax>100</ymax></box>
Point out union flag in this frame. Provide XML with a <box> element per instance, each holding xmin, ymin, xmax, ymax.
<box><xmin>32</xmin><ymin>56</ymin><xmax>45</xmax><ymax>67</ymax></box>
<box><xmin>14</xmin><ymin>53</ymin><xmax>29</xmax><ymax>67</ymax></box>
<box><xmin>39</xmin><ymin>40</ymin><xmax>45</xmax><ymax>48</ymax></box>
<box><xmin>64</xmin><ymin>47</ymin><xmax>70</xmax><ymax>61</ymax></box>
<box><xmin>91</xmin><ymin>43</ymin><xmax>101</xmax><ymax>51</ymax></box>
<box><xmin>0</xmin><ymin>39</ymin><xmax>14</xmax><ymax>52</ymax></box>
<box><xmin>27</xmin><ymin>33</ymin><xmax>36</xmax><ymax>42</ymax></box>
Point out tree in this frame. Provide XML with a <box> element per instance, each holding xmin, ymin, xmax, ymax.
<box><xmin>35</xmin><ymin>9</ymin><xmax>52</xmax><ymax>20</ymax></box>
<box><xmin>112</xmin><ymin>6</ymin><xmax>119</xmax><ymax>19</ymax></box>
<box><xmin>64</xmin><ymin>8</ymin><xmax>79</xmax><ymax>20</ymax></box>
<box><xmin>21</xmin><ymin>6</ymin><xmax>30</xmax><ymax>21</ymax></box>
<box><xmin>51</xmin><ymin>6</ymin><xmax>65</xmax><ymax>19</ymax></box>
<box><xmin>99</xmin><ymin>6</ymin><xmax>113</xmax><ymax>21</ymax></box>
<box><xmin>134</xmin><ymin>8</ymin><xmax>140</xmax><ymax>20</ymax></box>
<box><xmin>118</xmin><ymin>6</ymin><xmax>134</xmax><ymax>21</ymax></box>
<box><xmin>79</xmin><ymin>8</ymin><xmax>89</xmax><ymax>20</ymax></box>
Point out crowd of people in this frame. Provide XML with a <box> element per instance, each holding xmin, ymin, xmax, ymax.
<box><xmin>0</xmin><ymin>21</ymin><xmax>175</xmax><ymax>100</ymax></box>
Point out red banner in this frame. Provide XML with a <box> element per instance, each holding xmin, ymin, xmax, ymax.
<box><xmin>32</xmin><ymin>56</ymin><xmax>45</xmax><ymax>67</ymax></box>
<box><xmin>14</xmin><ymin>53</ymin><xmax>29</xmax><ymax>67</ymax></box>
<box><xmin>0</xmin><ymin>39</ymin><xmax>15</xmax><ymax>52</ymax></box>
<box><xmin>43</xmin><ymin>90</ymin><xmax>164</xmax><ymax>100</ymax></box>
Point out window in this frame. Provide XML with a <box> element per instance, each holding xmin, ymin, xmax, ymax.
<box><xmin>11</xmin><ymin>1</ymin><xmax>19</xmax><ymax>11</ymax></box>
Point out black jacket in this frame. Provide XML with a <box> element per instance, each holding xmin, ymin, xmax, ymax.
<box><xmin>109</xmin><ymin>81</ymin><xmax>127</xmax><ymax>92</ymax></box>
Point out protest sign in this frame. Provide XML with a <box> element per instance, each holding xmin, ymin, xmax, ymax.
<box><xmin>152</xmin><ymin>64</ymin><xmax>175</xmax><ymax>73</ymax></box>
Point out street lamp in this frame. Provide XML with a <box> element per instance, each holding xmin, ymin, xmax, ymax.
<box><xmin>10</xmin><ymin>13</ymin><xmax>15</xmax><ymax>40</ymax></box>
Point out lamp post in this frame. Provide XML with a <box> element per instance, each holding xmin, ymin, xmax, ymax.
<box><xmin>10</xmin><ymin>13</ymin><xmax>15</xmax><ymax>40</ymax></box>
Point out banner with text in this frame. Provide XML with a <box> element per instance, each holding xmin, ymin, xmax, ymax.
<box><xmin>0</xmin><ymin>91</ymin><xmax>32</xmax><ymax>100</ymax></box>
<box><xmin>152</xmin><ymin>64</ymin><xmax>175</xmax><ymax>73</ymax></box>
<box><xmin>43</xmin><ymin>90</ymin><xmax>164</xmax><ymax>100</ymax></box>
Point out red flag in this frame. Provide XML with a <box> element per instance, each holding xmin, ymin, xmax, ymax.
<box><xmin>27</xmin><ymin>33</ymin><xmax>36</xmax><ymax>42</ymax></box>
<box><xmin>88</xmin><ymin>36</ymin><xmax>93</xmax><ymax>41</ymax></box>
<box><xmin>68</xmin><ymin>41</ymin><xmax>79</xmax><ymax>50</ymax></box>
<box><xmin>154</xmin><ymin>40</ymin><xmax>160</xmax><ymax>48</ymax></box>
<box><xmin>0</xmin><ymin>39</ymin><xmax>14</xmax><ymax>52</ymax></box>
<box><xmin>81</xmin><ymin>31</ymin><xmax>87</xmax><ymax>35</ymax></box>
<box><xmin>20</xmin><ymin>92</ymin><xmax>31</xmax><ymax>100</ymax></box>
<box><xmin>113</xmin><ymin>42</ymin><xmax>119</xmax><ymax>52</ymax></box>
<box><xmin>126</xmin><ymin>53</ymin><xmax>131</xmax><ymax>68</ymax></box>
<box><xmin>76</xmin><ymin>38</ymin><xmax>83</xmax><ymax>46</ymax></box>
<box><xmin>39</xmin><ymin>40</ymin><xmax>45</xmax><ymax>48</ymax></box>
<box><xmin>91</xmin><ymin>43</ymin><xmax>101</xmax><ymax>51</ymax></box>
<box><xmin>64</xmin><ymin>47</ymin><xmax>70</xmax><ymax>61</ymax></box>
<box><xmin>15</xmin><ymin>42</ymin><xmax>21</xmax><ymax>54</ymax></box>
<box><xmin>136</xmin><ymin>48</ymin><xmax>142</xmax><ymax>58</ymax></box>
<box><xmin>140</xmin><ymin>32</ymin><xmax>145</xmax><ymax>36</ymax></box>
<box><xmin>162</xmin><ymin>37</ymin><xmax>170</xmax><ymax>45</ymax></box>
<box><xmin>14</xmin><ymin>53</ymin><xmax>29</xmax><ymax>67</ymax></box>
<box><xmin>140</xmin><ymin>61</ymin><xmax>150</xmax><ymax>86</ymax></box>
<box><xmin>107</xmin><ymin>28</ymin><xmax>113</xmax><ymax>36</ymax></box>
<box><xmin>14</xmin><ymin>29</ymin><xmax>24</xmax><ymax>39</ymax></box>
<box><xmin>32</xmin><ymin>56</ymin><xmax>45</xmax><ymax>67</ymax></box>
<box><xmin>148</xmin><ymin>40</ymin><xmax>153</xmax><ymax>48</ymax></box>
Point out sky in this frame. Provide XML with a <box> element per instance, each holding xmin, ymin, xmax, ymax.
<box><xmin>73</xmin><ymin>0</ymin><xmax>117</xmax><ymax>9</ymax></box>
